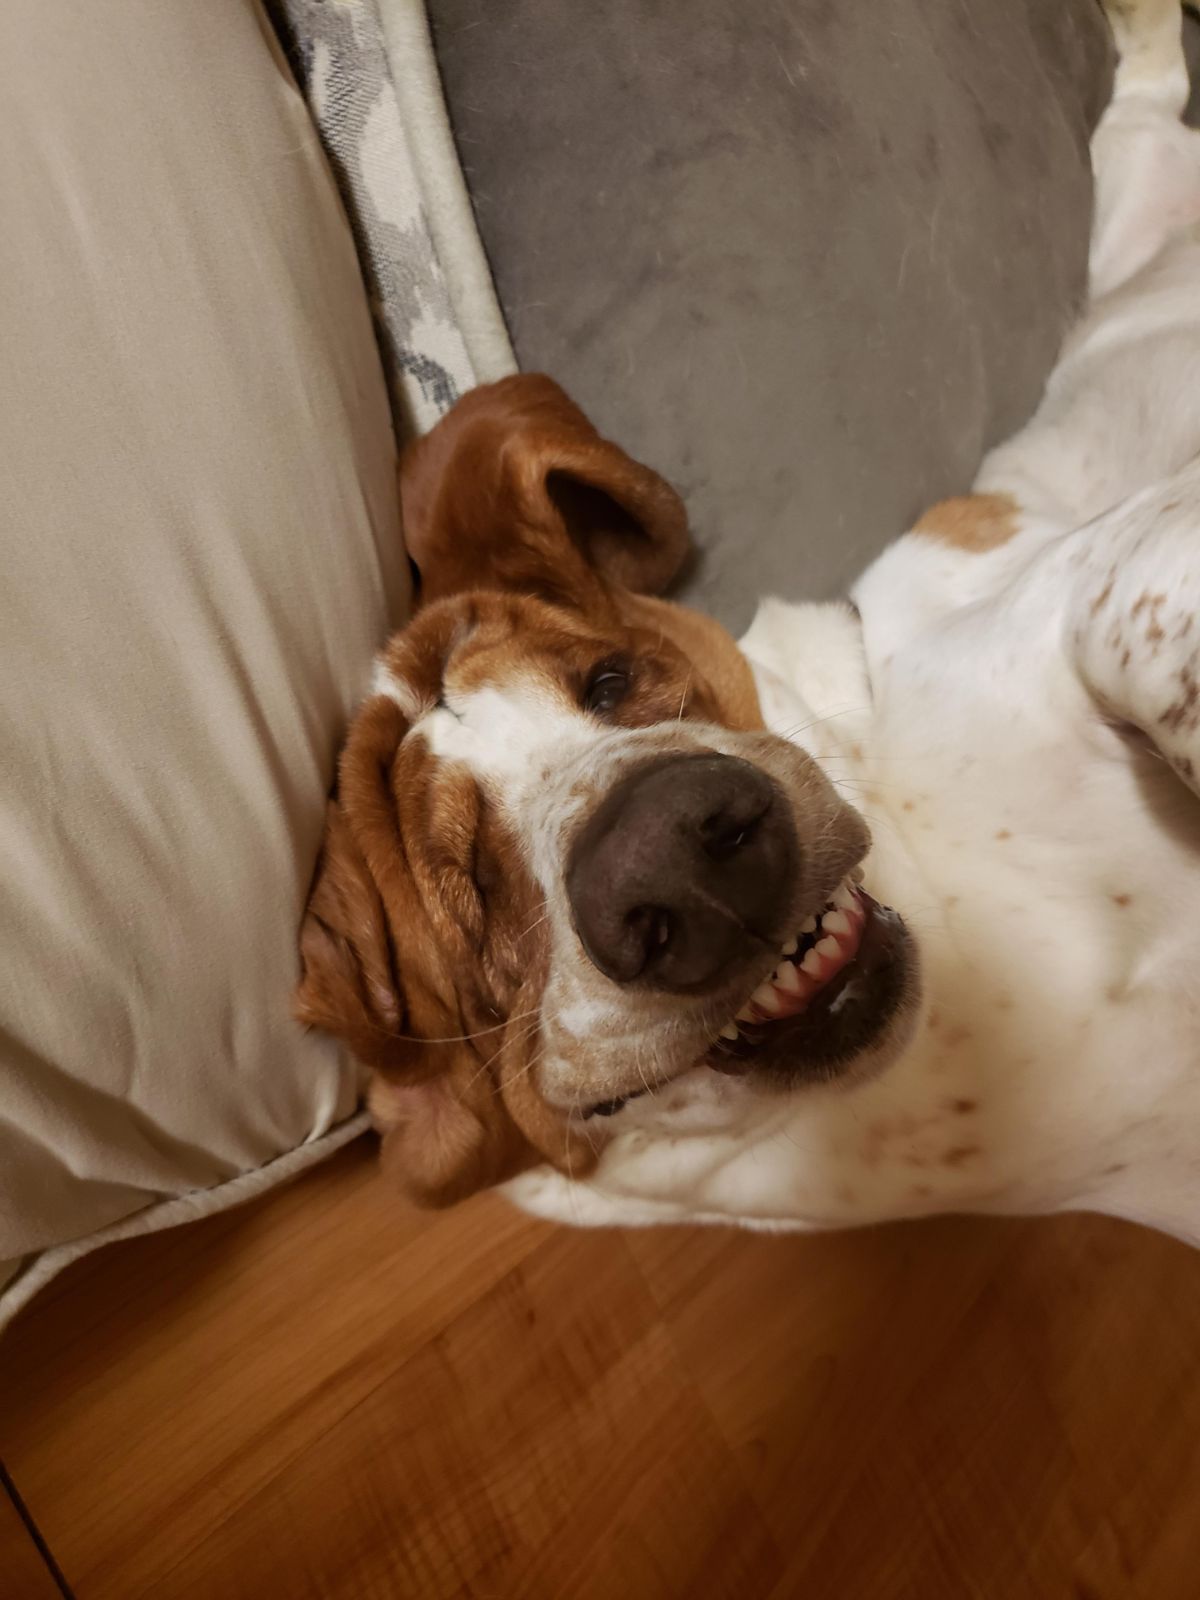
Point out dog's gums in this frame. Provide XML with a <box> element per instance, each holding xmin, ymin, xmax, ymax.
<box><xmin>732</xmin><ymin>877</ymin><xmax>868</xmax><ymax>1028</ymax></box>
<box><xmin>583</xmin><ymin>878</ymin><xmax>913</xmax><ymax>1118</ymax></box>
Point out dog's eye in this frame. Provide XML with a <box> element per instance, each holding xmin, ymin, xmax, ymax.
<box><xmin>583</xmin><ymin>665</ymin><xmax>630</xmax><ymax>717</ymax></box>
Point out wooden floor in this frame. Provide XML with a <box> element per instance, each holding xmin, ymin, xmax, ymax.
<box><xmin>4</xmin><ymin>1140</ymin><xmax>1200</xmax><ymax>1599</ymax></box>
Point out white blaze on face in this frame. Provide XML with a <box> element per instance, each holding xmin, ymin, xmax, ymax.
<box><xmin>422</xmin><ymin>676</ymin><xmax>598</xmax><ymax>791</ymax></box>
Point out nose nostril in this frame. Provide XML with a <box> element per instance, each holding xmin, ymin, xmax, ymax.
<box><xmin>627</xmin><ymin>904</ymin><xmax>672</xmax><ymax>962</ymax></box>
<box><xmin>702</xmin><ymin>810</ymin><xmax>764</xmax><ymax>861</ymax></box>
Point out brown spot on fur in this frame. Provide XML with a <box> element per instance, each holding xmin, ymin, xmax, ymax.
<box><xmin>943</xmin><ymin>1144</ymin><xmax>982</xmax><ymax>1168</ymax></box>
<box><xmin>1159</xmin><ymin>660</ymin><xmax>1200</xmax><ymax>733</ymax></box>
<box><xmin>1104</xmin><ymin>1162</ymin><xmax>1128</xmax><ymax>1177</ymax></box>
<box><xmin>994</xmin><ymin>828</ymin><xmax>1011</xmax><ymax>841</ymax></box>
<box><xmin>945</xmin><ymin>895</ymin><xmax>959</xmax><ymax>909</ymax></box>
<box><xmin>913</xmin><ymin>492</ymin><xmax>1020</xmax><ymax>553</ymax></box>
<box><xmin>942</xmin><ymin>1024</ymin><xmax>973</xmax><ymax>1050</ymax></box>
<box><xmin>910</xmin><ymin>1184</ymin><xmax>932</xmax><ymax>1200</ymax></box>
<box><xmin>1111</xmin><ymin>893</ymin><xmax>1132</xmax><ymax>908</ymax></box>
<box><xmin>902</xmin><ymin>799</ymin><xmax>915</xmax><ymax>812</ymax></box>
<box><xmin>1121</xmin><ymin>648</ymin><xmax>1131</xmax><ymax>668</ymax></box>
<box><xmin>949</xmin><ymin>1098</ymin><xmax>978</xmax><ymax>1115</ymax></box>
<box><xmin>1089</xmin><ymin>575</ymin><xmax>1114</xmax><ymax>616</ymax></box>
<box><xmin>927</xmin><ymin>1008</ymin><xmax>941</xmax><ymax>1030</ymax></box>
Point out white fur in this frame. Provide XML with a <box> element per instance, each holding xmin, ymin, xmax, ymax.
<box><xmin>371</xmin><ymin>659</ymin><xmax>425</xmax><ymax>721</ymax></box>
<box><xmin>505</xmin><ymin>8</ymin><xmax>1200</xmax><ymax>1245</ymax></box>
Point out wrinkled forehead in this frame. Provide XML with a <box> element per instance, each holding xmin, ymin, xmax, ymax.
<box><xmin>373</xmin><ymin>594</ymin><xmax>621</xmax><ymax>787</ymax></box>
<box><xmin>424</xmin><ymin>664</ymin><xmax>603</xmax><ymax>793</ymax></box>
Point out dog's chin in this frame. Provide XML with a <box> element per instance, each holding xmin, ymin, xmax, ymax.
<box><xmin>581</xmin><ymin>887</ymin><xmax>919</xmax><ymax>1121</ymax></box>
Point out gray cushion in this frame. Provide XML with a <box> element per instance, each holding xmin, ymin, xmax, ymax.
<box><xmin>428</xmin><ymin>0</ymin><xmax>1113</xmax><ymax>632</ymax></box>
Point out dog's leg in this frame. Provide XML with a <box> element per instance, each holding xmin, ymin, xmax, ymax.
<box><xmin>1068</xmin><ymin>463</ymin><xmax>1200</xmax><ymax>797</ymax></box>
<box><xmin>856</xmin><ymin>9</ymin><xmax>1199</xmax><ymax>653</ymax></box>
<box><xmin>1104</xmin><ymin>0</ymin><xmax>1190</xmax><ymax>108</ymax></box>
<box><xmin>1091</xmin><ymin>1</ymin><xmax>1198</xmax><ymax>296</ymax></box>
<box><xmin>972</xmin><ymin>3</ymin><xmax>1200</xmax><ymax>534</ymax></box>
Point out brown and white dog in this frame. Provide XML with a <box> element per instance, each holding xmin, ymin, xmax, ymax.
<box><xmin>298</xmin><ymin>1</ymin><xmax>1200</xmax><ymax>1241</ymax></box>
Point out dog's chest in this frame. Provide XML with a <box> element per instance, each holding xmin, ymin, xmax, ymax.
<box><xmin>730</xmin><ymin>597</ymin><xmax>1200</xmax><ymax>1225</ymax></box>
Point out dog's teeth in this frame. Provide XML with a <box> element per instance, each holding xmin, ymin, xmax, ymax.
<box><xmin>815</xmin><ymin>936</ymin><xmax>840</xmax><ymax>960</ymax></box>
<box><xmin>751</xmin><ymin>981</ymin><xmax>782</xmax><ymax>1015</ymax></box>
<box><xmin>774</xmin><ymin>962</ymin><xmax>804</xmax><ymax>996</ymax></box>
<box><xmin>833</xmin><ymin>882</ymin><xmax>857</xmax><ymax>911</ymax></box>
<box><xmin>781</xmin><ymin>936</ymin><xmax>799</xmax><ymax>957</ymax></box>
<box><xmin>823</xmin><ymin>910</ymin><xmax>852</xmax><ymax>937</ymax></box>
<box><xmin>800</xmin><ymin>915</ymin><xmax>818</xmax><ymax>934</ymax></box>
<box><xmin>719</xmin><ymin>1022</ymin><xmax>739</xmax><ymax>1041</ymax></box>
<box><xmin>800</xmin><ymin>950</ymin><xmax>822</xmax><ymax>977</ymax></box>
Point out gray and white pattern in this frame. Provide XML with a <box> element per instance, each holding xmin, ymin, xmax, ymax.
<box><xmin>271</xmin><ymin>0</ymin><xmax>514</xmax><ymax>439</ymax></box>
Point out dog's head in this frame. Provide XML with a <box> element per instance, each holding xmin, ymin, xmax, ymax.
<box><xmin>297</xmin><ymin>376</ymin><xmax>915</xmax><ymax>1205</ymax></box>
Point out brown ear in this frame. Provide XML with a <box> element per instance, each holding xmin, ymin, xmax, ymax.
<box><xmin>371</xmin><ymin>1073</ymin><xmax>531</xmax><ymax>1208</ymax></box>
<box><xmin>295</xmin><ymin>800</ymin><xmax>407</xmax><ymax>1075</ymax></box>
<box><xmin>368</xmin><ymin>981</ymin><xmax>599</xmax><ymax>1209</ymax></box>
<box><xmin>400</xmin><ymin>373</ymin><xmax>690</xmax><ymax>606</ymax></box>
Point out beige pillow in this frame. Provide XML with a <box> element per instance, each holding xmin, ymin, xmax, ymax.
<box><xmin>0</xmin><ymin>0</ymin><xmax>410</xmax><ymax>1321</ymax></box>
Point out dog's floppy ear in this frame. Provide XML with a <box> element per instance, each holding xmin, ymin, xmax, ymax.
<box><xmin>400</xmin><ymin>373</ymin><xmax>690</xmax><ymax>606</ymax></box>
<box><xmin>295</xmin><ymin>794</ymin><xmax>525</xmax><ymax>1207</ymax></box>
<box><xmin>296</xmin><ymin>704</ymin><xmax>599</xmax><ymax>1209</ymax></box>
<box><xmin>295</xmin><ymin>799</ymin><xmax>407</xmax><ymax>1075</ymax></box>
<box><xmin>295</xmin><ymin>697</ymin><xmax>416</xmax><ymax>1075</ymax></box>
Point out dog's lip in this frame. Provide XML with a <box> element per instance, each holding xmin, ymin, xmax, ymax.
<box><xmin>705</xmin><ymin>889</ymin><xmax>909</xmax><ymax>1078</ymax></box>
<box><xmin>580</xmin><ymin>886</ymin><xmax>907</xmax><ymax>1118</ymax></box>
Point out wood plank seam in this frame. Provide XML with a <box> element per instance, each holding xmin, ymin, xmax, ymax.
<box><xmin>1</xmin><ymin>1459</ymin><xmax>75</xmax><ymax>1600</ymax></box>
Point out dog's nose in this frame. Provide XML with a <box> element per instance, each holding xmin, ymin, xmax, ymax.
<box><xmin>565</xmin><ymin>752</ymin><xmax>799</xmax><ymax>991</ymax></box>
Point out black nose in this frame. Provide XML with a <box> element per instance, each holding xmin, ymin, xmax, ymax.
<box><xmin>565</xmin><ymin>752</ymin><xmax>800</xmax><ymax>992</ymax></box>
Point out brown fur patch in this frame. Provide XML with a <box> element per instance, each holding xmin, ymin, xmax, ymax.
<box><xmin>399</xmin><ymin>373</ymin><xmax>689</xmax><ymax>607</ymax></box>
<box><xmin>913</xmin><ymin>492</ymin><xmax>1020</xmax><ymax>553</ymax></box>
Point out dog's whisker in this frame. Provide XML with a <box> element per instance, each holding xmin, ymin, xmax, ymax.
<box><xmin>517</xmin><ymin>908</ymin><xmax>551</xmax><ymax>942</ymax></box>
<box><xmin>384</xmin><ymin>1006</ymin><xmax>541</xmax><ymax>1049</ymax></box>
